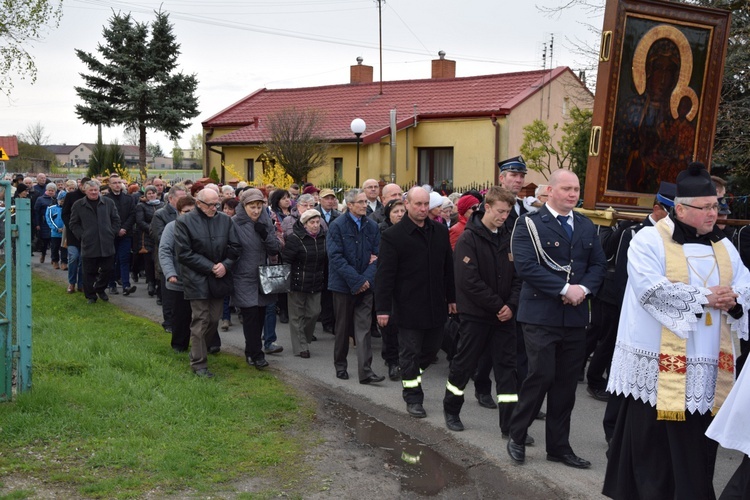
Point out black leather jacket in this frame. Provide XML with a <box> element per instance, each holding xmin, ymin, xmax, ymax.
<box><xmin>174</xmin><ymin>209</ymin><xmax>241</xmax><ymax>301</ymax></box>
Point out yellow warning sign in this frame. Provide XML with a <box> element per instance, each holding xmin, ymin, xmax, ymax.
<box><xmin>0</xmin><ymin>148</ymin><xmax>8</xmax><ymax>161</ymax></box>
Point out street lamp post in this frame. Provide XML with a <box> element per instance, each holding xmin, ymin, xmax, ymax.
<box><xmin>350</xmin><ymin>118</ymin><xmax>366</xmax><ymax>188</ymax></box>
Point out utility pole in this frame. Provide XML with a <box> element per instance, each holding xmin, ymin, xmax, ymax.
<box><xmin>547</xmin><ymin>34</ymin><xmax>554</xmax><ymax>119</ymax></box>
<box><xmin>377</xmin><ymin>0</ymin><xmax>384</xmax><ymax>95</ymax></box>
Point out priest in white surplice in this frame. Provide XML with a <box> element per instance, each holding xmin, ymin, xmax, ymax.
<box><xmin>603</xmin><ymin>163</ymin><xmax>750</xmax><ymax>500</ymax></box>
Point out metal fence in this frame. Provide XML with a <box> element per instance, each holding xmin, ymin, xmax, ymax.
<box><xmin>0</xmin><ymin>181</ymin><xmax>32</xmax><ymax>401</ymax></box>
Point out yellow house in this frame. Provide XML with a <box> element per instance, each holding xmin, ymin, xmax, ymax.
<box><xmin>202</xmin><ymin>56</ymin><xmax>592</xmax><ymax>189</ymax></box>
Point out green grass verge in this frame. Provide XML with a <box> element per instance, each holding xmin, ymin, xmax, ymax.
<box><xmin>0</xmin><ymin>277</ymin><xmax>315</xmax><ymax>498</ymax></box>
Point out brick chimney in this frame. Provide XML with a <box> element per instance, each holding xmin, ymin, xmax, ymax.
<box><xmin>350</xmin><ymin>57</ymin><xmax>373</xmax><ymax>84</ymax></box>
<box><xmin>431</xmin><ymin>51</ymin><xmax>456</xmax><ymax>79</ymax></box>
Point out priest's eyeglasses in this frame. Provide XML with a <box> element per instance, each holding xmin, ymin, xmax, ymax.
<box><xmin>682</xmin><ymin>203</ymin><xmax>720</xmax><ymax>213</ymax></box>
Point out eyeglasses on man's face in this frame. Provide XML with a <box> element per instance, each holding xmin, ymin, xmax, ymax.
<box><xmin>682</xmin><ymin>203</ymin><xmax>719</xmax><ymax>213</ymax></box>
<box><xmin>197</xmin><ymin>199</ymin><xmax>221</xmax><ymax>209</ymax></box>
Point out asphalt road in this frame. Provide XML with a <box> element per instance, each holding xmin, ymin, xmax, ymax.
<box><xmin>34</xmin><ymin>261</ymin><xmax>743</xmax><ymax>498</ymax></box>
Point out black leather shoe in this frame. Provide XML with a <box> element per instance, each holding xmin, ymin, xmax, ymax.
<box><xmin>587</xmin><ymin>386</ymin><xmax>610</xmax><ymax>402</ymax></box>
<box><xmin>336</xmin><ymin>370</ymin><xmax>349</xmax><ymax>380</ymax></box>
<box><xmin>507</xmin><ymin>438</ymin><xmax>525</xmax><ymax>463</ymax></box>
<box><xmin>546</xmin><ymin>453</ymin><xmax>591</xmax><ymax>469</ymax></box>
<box><xmin>97</xmin><ymin>291</ymin><xmax>109</xmax><ymax>302</ymax></box>
<box><xmin>254</xmin><ymin>358</ymin><xmax>269</xmax><ymax>369</ymax></box>
<box><xmin>208</xmin><ymin>346</ymin><xmax>221</xmax><ymax>354</ymax></box>
<box><xmin>194</xmin><ymin>368</ymin><xmax>215</xmax><ymax>378</ymax></box>
<box><xmin>123</xmin><ymin>285</ymin><xmax>136</xmax><ymax>296</ymax></box>
<box><xmin>444</xmin><ymin>411</ymin><xmax>464</xmax><ymax>431</ymax></box>
<box><xmin>311</xmin><ymin>335</ymin><xmax>317</xmax><ymax>341</ymax></box>
<box><xmin>475</xmin><ymin>392</ymin><xmax>497</xmax><ymax>409</ymax></box>
<box><xmin>360</xmin><ymin>374</ymin><xmax>385</xmax><ymax>384</ymax></box>
<box><xmin>406</xmin><ymin>403</ymin><xmax>427</xmax><ymax>418</ymax></box>
<box><xmin>502</xmin><ymin>432</ymin><xmax>535</xmax><ymax>445</ymax></box>
<box><xmin>536</xmin><ymin>411</ymin><xmax>546</xmax><ymax>420</ymax></box>
<box><xmin>388</xmin><ymin>364</ymin><xmax>401</xmax><ymax>381</ymax></box>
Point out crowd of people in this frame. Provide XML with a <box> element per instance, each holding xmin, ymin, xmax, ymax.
<box><xmin>10</xmin><ymin>157</ymin><xmax>750</xmax><ymax>498</ymax></box>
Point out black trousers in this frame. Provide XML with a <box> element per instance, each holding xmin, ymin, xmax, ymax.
<box><xmin>515</xmin><ymin>322</ymin><xmax>528</xmax><ymax>385</ymax></box>
<box><xmin>473</xmin><ymin>350</ymin><xmax>493</xmax><ymax>395</ymax></box>
<box><xmin>380</xmin><ymin>320</ymin><xmax>400</xmax><ymax>366</ymax></box>
<box><xmin>82</xmin><ymin>255</ymin><xmax>115</xmax><ymax>299</ymax></box>
<box><xmin>163</xmin><ymin>287</ymin><xmax>192</xmax><ymax>351</ymax></box>
<box><xmin>399</xmin><ymin>325</ymin><xmax>443</xmax><ymax>404</ymax></box>
<box><xmin>444</xmin><ymin>319</ymin><xmax>517</xmax><ymax>432</ymax></box>
<box><xmin>603</xmin><ymin>396</ymin><xmax>717</xmax><ymax>500</ymax></box>
<box><xmin>240</xmin><ymin>306</ymin><xmax>265</xmax><ymax>362</ymax></box>
<box><xmin>319</xmin><ymin>289</ymin><xmax>335</xmax><ymax>329</ymax></box>
<box><xmin>720</xmin><ymin>455</ymin><xmax>750</xmax><ymax>500</ymax></box>
<box><xmin>160</xmin><ymin>275</ymin><xmax>174</xmax><ymax>329</ymax></box>
<box><xmin>509</xmin><ymin>323</ymin><xmax>586</xmax><ymax>455</ymax></box>
<box><xmin>587</xmin><ymin>300</ymin><xmax>620</xmax><ymax>390</ymax></box>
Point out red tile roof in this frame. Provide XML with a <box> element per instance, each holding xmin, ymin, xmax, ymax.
<box><xmin>0</xmin><ymin>136</ymin><xmax>19</xmax><ymax>157</ymax></box>
<box><xmin>204</xmin><ymin>67</ymin><xmax>574</xmax><ymax>145</ymax></box>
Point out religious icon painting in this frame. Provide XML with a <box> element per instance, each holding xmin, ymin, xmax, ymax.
<box><xmin>583</xmin><ymin>0</ymin><xmax>731</xmax><ymax>210</ymax></box>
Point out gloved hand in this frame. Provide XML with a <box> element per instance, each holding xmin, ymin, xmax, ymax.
<box><xmin>254</xmin><ymin>222</ymin><xmax>269</xmax><ymax>240</ymax></box>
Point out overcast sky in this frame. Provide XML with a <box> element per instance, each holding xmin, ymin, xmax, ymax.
<box><xmin>2</xmin><ymin>0</ymin><xmax>603</xmax><ymax>151</ymax></box>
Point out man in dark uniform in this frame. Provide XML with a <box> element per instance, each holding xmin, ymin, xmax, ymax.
<box><xmin>506</xmin><ymin>168</ymin><xmax>607</xmax><ymax>468</ymax></box>
<box><xmin>443</xmin><ymin>186</ymin><xmax>522</xmax><ymax>433</ymax></box>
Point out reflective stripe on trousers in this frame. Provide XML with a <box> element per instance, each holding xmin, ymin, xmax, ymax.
<box><xmin>446</xmin><ymin>380</ymin><xmax>464</xmax><ymax>396</ymax></box>
<box><xmin>497</xmin><ymin>394</ymin><xmax>518</xmax><ymax>403</ymax></box>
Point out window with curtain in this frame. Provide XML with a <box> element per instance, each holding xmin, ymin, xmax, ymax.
<box><xmin>418</xmin><ymin>148</ymin><xmax>453</xmax><ymax>186</ymax></box>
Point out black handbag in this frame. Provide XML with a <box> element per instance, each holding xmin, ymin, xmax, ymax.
<box><xmin>258</xmin><ymin>264</ymin><xmax>291</xmax><ymax>295</ymax></box>
<box><xmin>207</xmin><ymin>273</ymin><xmax>234</xmax><ymax>299</ymax></box>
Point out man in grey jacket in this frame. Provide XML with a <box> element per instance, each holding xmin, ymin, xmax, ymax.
<box><xmin>158</xmin><ymin>195</ymin><xmax>196</xmax><ymax>354</ymax></box>
<box><xmin>174</xmin><ymin>188</ymin><xmax>241</xmax><ymax>377</ymax></box>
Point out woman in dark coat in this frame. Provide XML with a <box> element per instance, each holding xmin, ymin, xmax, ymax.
<box><xmin>33</xmin><ymin>182</ymin><xmax>57</xmax><ymax>264</ymax></box>
<box><xmin>232</xmin><ymin>188</ymin><xmax>281</xmax><ymax>369</ymax></box>
<box><xmin>281</xmin><ymin>209</ymin><xmax>327</xmax><ymax>358</ymax></box>
<box><xmin>135</xmin><ymin>185</ymin><xmax>164</xmax><ymax>296</ymax></box>
<box><xmin>377</xmin><ymin>199</ymin><xmax>406</xmax><ymax>379</ymax></box>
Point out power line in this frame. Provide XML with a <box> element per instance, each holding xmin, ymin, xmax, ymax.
<box><xmin>70</xmin><ymin>0</ymin><xmax>541</xmax><ymax>68</ymax></box>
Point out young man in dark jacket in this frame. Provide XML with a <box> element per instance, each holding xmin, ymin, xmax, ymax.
<box><xmin>442</xmin><ymin>186</ymin><xmax>522</xmax><ymax>434</ymax></box>
<box><xmin>105</xmin><ymin>174</ymin><xmax>137</xmax><ymax>295</ymax></box>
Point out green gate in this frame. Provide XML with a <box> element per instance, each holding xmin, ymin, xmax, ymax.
<box><xmin>0</xmin><ymin>180</ymin><xmax>32</xmax><ymax>401</ymax></box>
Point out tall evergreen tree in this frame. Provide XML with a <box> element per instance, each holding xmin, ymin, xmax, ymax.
<box><xmin>74</xmin><ymin>10</ymin><xmax>199</xmax><ymax>180</ymax></box>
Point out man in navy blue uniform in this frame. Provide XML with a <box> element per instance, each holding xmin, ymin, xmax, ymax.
<box><xmin>506</xmin><ymin>169</ymin><xmax>607</xmax><ymax>469</ymax></box>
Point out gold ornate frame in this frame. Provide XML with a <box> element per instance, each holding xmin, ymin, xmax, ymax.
<box><xmin>583</xmin><ymin>0</ymin><xmax>731</xmax><ymax>209</ymax></box>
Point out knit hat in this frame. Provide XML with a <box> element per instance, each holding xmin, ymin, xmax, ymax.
<box><xmin>303</xmin><ymin>185</ymin><xmax>320</xmax><ymax>195</ymax></box>
<box><xmin>300</xmin><ymin>209</ymin><xmax>321</xmax><ymax>225</ymax></box>
<box><xmin>428</xmin><ymin>191</ymin><xmax>443</xmax><ymax>210</ymax></box>
<box><xmin>15</xmin><ymin>183</ymin><xmax>28</xmax><ymax>196</ymax></box>
<box><xmin>57</xmin><ymin>190</ymin><xmax>67</xmax><ymax>201</ymax></box>
<box><xmin>676</xmin><ymin>162</ymin><xmax>716</xmax><ymax>198</ymax></box>
<box><xmin>440</xmin><ymin>196</ymin><xmax>453</xmax><ymax>211</ymax></box>
<box><xmin>456</xmin><ymin>194</ymin><xmax>480</xmax><ymax>216</ymax></box>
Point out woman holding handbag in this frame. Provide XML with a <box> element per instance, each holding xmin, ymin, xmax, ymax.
<box><xmin>135</xmin><ymin>186</ymin><xmax>164</xmax><ymax>297</ymax></box>
<box><xmin>232</xmin><ymin>188</ymin><xmax>281</xmax><ymax>369</ymax></box>
<box><xmin>281</xmin><ymin>209</ymin><xmax>327</xmax><ymax>359</ymax></box>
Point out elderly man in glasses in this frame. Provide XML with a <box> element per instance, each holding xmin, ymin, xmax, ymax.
<box><xmin>174</xmin><ymin>187</ymin><xmax>242</xmax><ymax>378</ymax></box>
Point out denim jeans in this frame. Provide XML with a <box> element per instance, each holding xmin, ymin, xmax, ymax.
<box><xmin>108</xmin><ymin>237</ymin><xmax>132</xmax><ymax>288</ymax></box>
<box><xmin>263</xmin><ymin>301</ymin><xmax>278</xmax><ymax>348</ymax></box>
<box><xmin>67</xmin><ymin>245</ymin><xmax>84</xmax><ymax>287</ymax></box>
<box><xmin>222</xmin><ymin>295</ymin><xmax>231</xmax><ymax>321</ymax></box>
